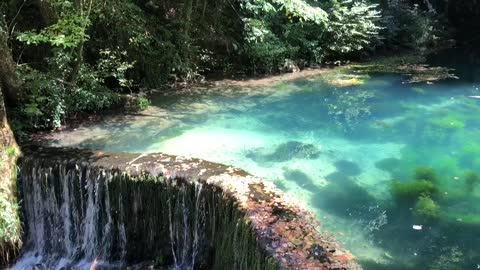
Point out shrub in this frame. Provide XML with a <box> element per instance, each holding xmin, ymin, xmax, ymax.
<box><xmin>130</xmin><ymin>96</ymin><xmax>151</xmax><ymax>112</ymax></box>
<box><xmin>380</xmin><ymin>0</ymin><xmax>447</xmax><ymax>49</ymax></box>
<box><xmin>16</xmin><ymin>63</ymin><xmax>122</xmax><ymax>130</ymax></box>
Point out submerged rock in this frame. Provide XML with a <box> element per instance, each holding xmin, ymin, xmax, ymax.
<box><xmin>247</xmin><ymin>141</ymin><xmax>321</xmax><ymax>163</ymax></box>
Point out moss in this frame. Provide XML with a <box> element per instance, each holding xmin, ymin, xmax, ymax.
<box><xmin>414</xmin><ymin>166</ymin><xmax>437</xmax><ymax>183</ymax></box>
<box><xmin>343</xmin><ymin>53</ymin><xmax>456</xmax><ymax>83</ymax></box>
<box><xmin>391</xmin><ymin>180</ymin><xmax>438</xmax><ymax>204</ymax></box>
<box><xmin>454</xmin><ymin>214</ymin><xmax>480</xmax><ymax>225</ymax></box>
<box><xmin>0</xmin><ymin>148</ymin><xmax>21</xmax><ymax>265</ymax></box>
<box><xmin>326</xmin><ymin>74</ymin><xmax>369</xmax><ymax>87</ymax></box>
<box><xmin>19</xmin><ymin>160</ymin><xmax>278</xmax><ymax>270</ymax></box>
<box><xmin>430</xmin><ymin>115</ymin><xmax>465</xmax><ymax>130</ymax></box>
<box><xmin>431</xmin><ymin>156</ymin><xmax>460</xmax><ymax>181</ymax></box>
<box><xmin>460</xmin><ymin>141</ymin><xmax>480</xmax><ymax>164</ymax></box>
<box><xmin>464</xmin><ymin>170</ymin><xmax>480</xmax><ymax>193</ymax></box>
<box><xmin>413</xmin><ymin>195</ymin><xmax>440</xmax><ymax>223</ymax></box>
<box><xmin>473</xmin><ymin>158</ymin><xmax>480</xmax><ymax>171</ymax></box>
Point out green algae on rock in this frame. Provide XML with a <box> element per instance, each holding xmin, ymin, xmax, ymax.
<box><xmin>413</xmin><ymin>195</ymin><xmax>441</xmax><ymax>223</ymax></box>
<box><xmin>13</xmin><ymin>146</ymin><xmax>361</xmax><ymax>270</ymax></box>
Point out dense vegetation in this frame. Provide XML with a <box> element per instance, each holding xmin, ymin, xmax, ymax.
<box><xmin>0</xmin><ymin>0</ymin><xmax>466</xmax><ymax>133</ymax></box>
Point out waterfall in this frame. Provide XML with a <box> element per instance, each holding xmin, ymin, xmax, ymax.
<box><xmin>9</xmin><ymin>156</ymin><xmax>275</xmax><ymax>270</ymax></box>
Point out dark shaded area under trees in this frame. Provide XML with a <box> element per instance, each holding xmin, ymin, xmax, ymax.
<box><xmin>0</xmin><ymin>0</ymin><xmax>477</xmax><ymax>133</ymax></box>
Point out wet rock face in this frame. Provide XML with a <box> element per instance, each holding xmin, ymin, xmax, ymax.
<box><xmin>307</xmin><ymin>244</ymin><xmax>331</xmax><ymax>263</ymax></box>
<box><xmin>13</xmin><ymin>146</ymin><xmax>362</xmax><ymax>270</ymax></box>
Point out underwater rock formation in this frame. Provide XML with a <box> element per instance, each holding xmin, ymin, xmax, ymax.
<box><xmin>11</xmin><ymin>146</ymin><xmax>360</xmax><ymax>270</ymax></box>
<box><xmin>247</xmin><ymin>141</ymin><xmax>321</xmax><ymax>163</ymax></box>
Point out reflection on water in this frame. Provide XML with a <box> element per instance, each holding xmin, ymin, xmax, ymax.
<box><xmin>47</xmin><ymin>57</ymin><xmax>480</xmax><ymax>269</ymax></box>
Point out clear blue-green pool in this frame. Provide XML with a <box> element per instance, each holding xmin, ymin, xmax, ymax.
<box><xmin>48</xmin><ymin>51</ymin><xmax>480</xmax><ymax>269</ymax></box>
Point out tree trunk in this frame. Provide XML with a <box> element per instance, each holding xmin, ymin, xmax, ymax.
<box><xmin>0</xmin><ymin>21</ymin><xmax>21</xmax><ymax>107</ymax></box>
<box><xmin>0</xmin><ymin>15</ymin><xmax>22</xmax><ymax>267</ymax></box>
<box><xmin>35</xmin><ymin>0</ymin><xmax>58</xmax><ymax>26</ymax></box>
<box><xmin>184</xmin><ymin>0</ymin><xmax>194</xmax><ymax>32</ymax></box>
<box><xmin>0</xmin><ymin>85</ymin><xmax>21</xmax><ymax>267</ymax></box>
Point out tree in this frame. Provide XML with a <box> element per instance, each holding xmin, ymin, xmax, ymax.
<box><xmin>0</xmin><ymin>16</ymin><xmax>21</xmax><ymax>106</ymax></box>
<box><xmin>0</xmin><ymin>14</ymin><xmax>21</xmax><ymax>266</ymax></box>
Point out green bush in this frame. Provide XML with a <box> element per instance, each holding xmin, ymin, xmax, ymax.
<box><xmin>240</xmin><ymin>0</ymin><xmax>382</xmax><ymax>73</ymax></box>
<box><xmin>130</xmin><ymin>96</ymin><xmax>151</xmax><ymax>112</ymax></box>
<box><xmin>380</xmin><ymin>1</ymin><xmax>447</xmax><ymax>49</ymax></box>
<box><xmin>16</xmin><ymin>63</ymin><xmax>122</xmax><ymax>130</ymax></box>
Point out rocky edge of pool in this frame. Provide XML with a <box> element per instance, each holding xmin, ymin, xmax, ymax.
<box><xmin>8</xmin><ymin>145</ymin><xmax>360</xmax><ymax>270</ymax></box>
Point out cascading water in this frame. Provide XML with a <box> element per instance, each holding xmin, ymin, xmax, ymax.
<box><xmin>10</xmin><ymin>156</ymin><xmax>275</xmax><ymax>270</ymax></box>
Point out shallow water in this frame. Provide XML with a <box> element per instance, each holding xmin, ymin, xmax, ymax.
<box><xmin>46</xmin><ymin>53</ymin><xmax>480</xmax><ymax>269</ymax></box>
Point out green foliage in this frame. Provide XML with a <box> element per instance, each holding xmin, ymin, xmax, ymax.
<box><xmin>16</xmin><ymin>61</ymin><xmax>121</xmax><ymax>129</ymax></box>
<box><xmin>130</xmin><ymin>96</ymin><xmax>150</xmax><ymax>112</ymax></box>
<box><xmin>4</xmin><ymin>0</ymin><xmax>454</xmax><ymax>133</ymax></box>
<box><xmin>464</xmin><ymin>170</ymin><xmax>480</xmax><ymax>193</ymax></box>
<box><xmin>0</xmin><ymin>192</ymin><xmax>21</xmax><ymax>247</ymax></box>
<box><xmin>242</xmin><ymin>23</ymin><xmax>288</xmax><ymax>73</ymax></box>
<box><xmin>413</xmin><ymin>195</ymin><xmax>440</xmax><ymax>223</ymax></box>
<box><xmin>96</xmin><ymin>49</ymin><xmax>135</xmax><ymax>89</ymax></box>
<box><xmin>17</xmin><ymin>0</ymin><xmax>91</xmax><ymax>48</ymax></box>
<box><xmin>326</xmin><ymin>1</ymin><xmax>381</xmax><ymax>55</ymax></box>
<box><xmin>241</xmin><ymin>0</ymin><xmax>382</xmax><ymax>73</ymax></box>
<box><xmin>380</xmin><ymin>1</ymin><xmax>447</xmax><ymax>49</ymax></box>
<box><xmin>391</xmin><ymin>180</ymin><xmax>438</xmax><ymax>204</ymax></box>
<box><xmin>414</xmin><ymin>166</ymin><xmax>437</xmax><ymax>183</ymax></box>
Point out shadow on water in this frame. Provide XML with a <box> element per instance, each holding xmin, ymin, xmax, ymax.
<box><xmin>281</xmin><ymin>167</ymin><xmax>378</xmax><ymax>219</ymax></box>
<box><xmin>313</xmin><ymin>172</ymin><xmax>378</xmax><ymax>218</ymax></box>
<box><xmin>375</xmin><ymin>157</ymin><xmax>404</xmax><ymax>179</ymax></box>
<box><xmin>282</xmin><ymin>169</ymin><xmax>318</xmax><ymax>190</ymax></box>
<box><xmin>334</xmin><ymin>160</ymin><xmax>362</xmax><ymax>176</ymax></box>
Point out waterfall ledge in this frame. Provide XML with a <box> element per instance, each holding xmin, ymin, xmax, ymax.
<box><xmin>11</xmin><ymin>146</ymin><xmax>361</xmax><ymax>270</ymax></box>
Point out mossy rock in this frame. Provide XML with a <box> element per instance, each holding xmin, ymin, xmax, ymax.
<box><xmin>413</xmin><ymin>195</ymin><xmax>440</xmax><ymax>223</ymax></box>
<box><xmin>464</xmin><ymin>170</ymin><xmax>480</xmax><ymax>193</ymax></box>
<box><xmin>391</xmin><ymin>180</ymin><xmax>438</xmax><ymax>204</ymax></box>
<box><xmin>431</xmin><ymin>156</ymin><xmax>460</xmax><ymax>180</ymax></box>
<box><xmin>460</xmin><ymin>141</ymin><xmax>480</xmax><ymax>163</ymax></box>
<box><xmin>451</xmin><ymin>214</ymin><xmax>480</xmax><ymax>226</ymax></box>
<box><xmin>248</xmin><ymin>141</ymin><xmax>321</xmax><ymax>163</ymax></box>
<box><xmin>414</xmin><ymin>166</ymin><xmax>437</xmax><ymax>183</ymax></box>
<box><xmin>326</xmin><ymin>74</ymin><xmax>369</xmax><ymax>87</ymax></box>
<box><xmin>430</xmin><ymin>115</ymin><xmax>465</xmax><ymax>129</ymax></box>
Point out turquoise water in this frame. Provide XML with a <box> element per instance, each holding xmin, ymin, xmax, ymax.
<box><xmin>48</xmin><ymin>55</ymin><xmax>480</xmax><ymax>269</ymax></box>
